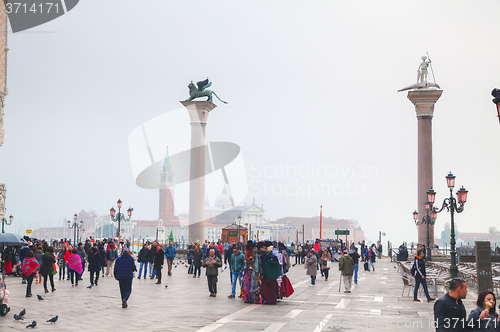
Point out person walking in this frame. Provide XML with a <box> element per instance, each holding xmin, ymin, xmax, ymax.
<box><xmin>34</xmin><ymin>245</ymin><xmax>44</xmax><ymax>285</ymax></box>
<box><xmin>193</xmin><ymin>244</ymin><xmax>203</xmax><ymax>278</ymax></box>
<box><xmin>137</xmin><ymin>244</ymin><xmax>149</xmax><ymax>279</ymax></box>
<box><xmin>320</xmin><ymin>249</ymin><xmax>331</xmax><ymax>281</ymax></box>
<box><xmin>105</xmin><ymin>245</ymin><xmax>117</xmax><ymax>277</ymax></box>
<box><xmin>339</xmin><ymin>249</ymin><xmax>354</xmax><ymax>293</ymax></box>
<box><xmin>164</xmin><ymin>241</ymin><xmax>176</xmax><ymax>277</ymax></box>
<box><xmin>87</xmin><ymin>246</ymin><xmax>101</xmax><ymax>288</ymax></box>
<box><xmin>411</xmin><ymin>249</ymin><xmax>435</xmax><ymax>302</ymax></box>
<box><xmin>56</xmin><ymin>246</ymin><xmax>66</xmax><ymax>281</ymax></box>
<box><xmin>306</xmin><ymin>250</ymin><xmax>317</xmax><ymax>287</ymax></box>
<box><xmin>349</xmin><ymin>248</ymin><xmax>360</xmax><ymax>284</ymax></box>
<box><xmin>77</xmin><ymin>243</ymin><xmax>87</xmax><ymax>281</ymax></box>
<box><xmin>67</xmin><ymin>248</ymin><xmax>83</xmax><ymax>287</ymax></box>
<box><xmin>41</xmin><ymin>246</ymin><xmax>56</xmax><ymax>293</ymax></box>
<box><xmin>114</xmin><ymin>248</ymin><xmax>137</xmax><ymax>308</ymax></box>
<box><xmin>153</xmin><ymin>244</ymin><xmax>164</xmax><ymax>285</ymax></box>
<box><xmin>434</xmin><ymin>278</ymin><xmax>468</xmax><ymax>332</ymax></box>
<box><xmin>64</xmin><ymin>245</ymin><xmax>72</xmax><ymax>280</ymax></box>
<box><xmin>21</xmin><ymin>250</ymin><xmax>39</xmax><ymax>297</ymax></box>
<box><xmin>98</xmin><ymin>242</ymin><xmax>107</xmax><ymax>277</ymax></box>
<box><xmin>228</xmin><ymin>247</ymin><xmax>244</xmax><ymax>298</ymax></box>
<box><xmin>203</xmin><ymin>249</ymin><xmax>222</xmax><ymax>297</ymax></box>
<box><xmin>187</xmin><ymin>242</ymin><xmax>195</xmax><ymax>275</ymax></box>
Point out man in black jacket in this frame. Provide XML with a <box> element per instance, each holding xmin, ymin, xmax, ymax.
<box><xmin>433</xmin><ymin>278</ymin><xmax>468</xmax><ymax>332</ymax></box>
<box><xmin>153</xmin><ymin>244</ymin><xmax>164</xmax><ymax>285</ymax></box>
<box><xmin>137</xmin><ymin>244</ymin><xmax>150</xmax><ymax>279</ymax></box>
<box><xmin>412</xmin><ymin>249</ymin><xmax>435</xmax><ymax>302</ymax></box>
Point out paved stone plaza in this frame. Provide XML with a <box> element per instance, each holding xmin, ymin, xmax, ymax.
<box><xmin>0</xmin><ymin>257</ymin><xmax>480</xmax><ymax>331</ymax></box>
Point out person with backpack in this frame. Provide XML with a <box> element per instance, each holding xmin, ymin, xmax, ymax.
<box><xmin>105</xmin><ymin>245</ymin><xmax>117</xmax><ymax>277</ymax></box>
<box><xmin>411</xmin><ymin>249</ymin><xmax>435</xmax><ymax>302</ymax></box>
<box><xmin>137</xmin><ymin>244</ymin><xmax>150</xmax><ymax>279</ymax></box>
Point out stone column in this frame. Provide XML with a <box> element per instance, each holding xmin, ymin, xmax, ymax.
<box><xmin>407</xmin><ymin>89</ymin><xmax>442</xmax><ymax>247</ymax></box>
<box><xmin>180</xmin><ymin>101</ymin><xmax>217</xmax><ymax>243</ymax></box>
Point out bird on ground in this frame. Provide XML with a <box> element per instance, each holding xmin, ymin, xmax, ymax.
<box><xmin>19</xmin><ymin>309</ymin><xmax>26</xmax><ymax>317</ymax></box>
<box><xmin>37</xmin><ymin>295</ymin><xmax>44</xmax><ymax>301</ymax></box>
<box><xmin>14</xmin><ymin>314</ymin><xmax>24</xmax><ymax>321</ymax></box>
<box><xmin>46</xmin><ymin>316</ymin><xmax>58</xmax><ymax>324</ymax></box>
<box><xmin>26</xmin><ymin>321</ymin><xmax>37</xmax><ymax>328</ymax></box>
<box><xmin>87</xmin><ymin>285</ymin><xmax>92</xmax><ymax>289</ymax></box>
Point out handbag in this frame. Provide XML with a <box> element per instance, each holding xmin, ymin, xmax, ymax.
<box><xmin>52</xmin><ymin>262</ymin><xmax>57</xmax><ymax>275</ymax></box>
<box><xmin>326</xmin><ymin>260</ymin><xmax>331</xmax><ymax>268</ymax></box>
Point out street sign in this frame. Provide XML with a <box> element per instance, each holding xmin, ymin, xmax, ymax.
<box><xmin>335</xmin><ymin>230</ymin><xmax>349</xmax><ymax>236</ymax></box>
<box><xmin>26</xmin><ymin>229</ymin><xmax>32</xmax><ymax>234</ymax></box>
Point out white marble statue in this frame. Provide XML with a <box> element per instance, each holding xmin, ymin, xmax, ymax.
<box><xmin>417</xmin><ymin>56</ymin><xmax>431</xmax><ymax>83</ymax></box>
<box><xmin>398</xmin><ymin>55</ymin><xmax>440</xmax><ymax>92</ymax></box>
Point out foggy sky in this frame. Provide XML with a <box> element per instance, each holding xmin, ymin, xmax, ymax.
<box><xmin>1</xmin><ymin>0</ymin><xmax>500</xmax><ymax>246</ymax></box>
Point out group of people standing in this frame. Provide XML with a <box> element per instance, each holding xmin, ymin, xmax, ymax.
<box><xmin>137</xmin><ymin>241</ymin><xmax>177</xmax><ymax>286</ymax></box>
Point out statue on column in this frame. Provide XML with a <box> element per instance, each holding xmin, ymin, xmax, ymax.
<box><xmin>185</xmin><ymin>78</ymin><xmax>228</xmax><ymax>104</ymax></box>
<box><xmin>398</xmin><ymin>55</ymin><xmax>441</xmax><ymax>92</ymax></box>
<box><xmin>417</xmin><ymin>56</ymin><xmax>431</xmax><ymax>83</ymax></box>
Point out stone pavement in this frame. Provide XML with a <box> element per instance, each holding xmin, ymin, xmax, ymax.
<box><xmin>0</xmin><ymin>257</ymin><xmax>479</xmax><ymax>331</ymax></box>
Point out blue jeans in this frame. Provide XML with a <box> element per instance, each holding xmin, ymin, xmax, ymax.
<box><xmin>231</xmin><ymin>271</ymin><xmax>242</xmax><ymax>296</ymax></box>
<box><xmin>414</xmin><ymin>275</ymin><xmax>431</xmax><ymax>300</ymax></box>
<box><xmin>310</xmin><ymin>276</ymin><xmax>316</xmax><ymax>285</ymax></box>
<box><xmin>138</xmin><ymin>262</ymin><xmax>147</xmax><ymax>278</ymax></box>
<box><xmin>352</xmin><ymin>264</ymin><xmax>358</xmax><ymax>284</ymax></box>
<box><xmin>118</xmin><ymin>279</ymin><xmax>132</xmax><ymax>301</ymax></box>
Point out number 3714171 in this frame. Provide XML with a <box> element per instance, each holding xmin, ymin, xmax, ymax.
<box><xmin>6</xmin><ymin>2</ymin><xmax>60</xmax><ymax>14</ymax></box>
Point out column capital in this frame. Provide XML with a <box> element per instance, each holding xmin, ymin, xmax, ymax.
<box><xmin>407</xmin><ymin>89</ymin><xmax>443</xmax><ymax>118</ymax></box>
<box><xmin>180</xmin><ymin>101</ymin><xmax>217</xmax><ymax>124</ymax></box>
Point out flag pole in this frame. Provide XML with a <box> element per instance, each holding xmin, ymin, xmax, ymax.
<box><xmin>426</xmin><ymin>51</ymin><xmax>437</xmax><ymax>85</ymax></box>
<box><xmin>319</xmin><ymin>205</ymin><xmax>323</xmax><ymax>240</ymax></box>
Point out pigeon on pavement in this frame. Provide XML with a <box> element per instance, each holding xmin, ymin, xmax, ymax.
<box><xmin>19</xmin><ymin>309</ymin><xmax>26</xmax><ymax>317</ymax></box>
<box><xmin>37</xmin><ymin>295</ymin><xmax>44</xmax><ymax>301</ymax></box>
<box><xmin>26</xmin><ymin>321</ymin><xmax>37</xmax><ymax>328</ymax></box>
<box><xmin>46</xmin><ymin>316</ymin><xmax>58</xmax><ymax>324</ymax></box>
<box><xmin>14</xmin><ymin>314</ymin><xmax>24</xmax><ymax>321</ymax></box>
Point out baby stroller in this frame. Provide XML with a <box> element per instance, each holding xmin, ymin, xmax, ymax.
<box><xmin>0</xmin><ymin>268</ymin><xmax>10</xmax><ymax>316</ymax></box>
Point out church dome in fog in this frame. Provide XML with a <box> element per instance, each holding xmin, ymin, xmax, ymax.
<box><xmin>215</xmin><ymin>188</ymin><xmax>233</xmax><ymax>209</ymax></box>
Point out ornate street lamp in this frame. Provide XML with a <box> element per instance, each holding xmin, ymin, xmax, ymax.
<box><xmin>428</xmin><ymin>172</ymin><xmax>468</xmax><ymax>278</ymax></box>
<box><xmin>1</xmin><ymin>214</ymin><xmax>13</xmax><ymax>233</ymax></box>
<box><xmin>67</xmin><ymin>213</ymin><xmax>83</xmax><ymax>246</ymax></box>
<box><xmin>413</xmin><ymin>200</ymin><xmax>437</xmax><ymax>264</ymax></box>
<box><xmin>110</xmin><ymin>199</ymin><xmax>133</xmax><ymax>243</ymax></box>
<box><xmin>236</xmin><ymin>216</ymin><xmax>242</xmax><ymax>243</ymax></box>
<box><xmin>492</xmin><ymin>88</ymin><xmax>500</xmax><ymax>124</ymax></box>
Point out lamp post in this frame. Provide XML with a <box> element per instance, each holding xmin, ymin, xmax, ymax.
<box><xmin>245</xmin><ymin>222</ymin><xmax>249</xmax><ymax>242</ymax></box>
<box><xmin>426</xmin><ymin>172</ymin><xmax>468</xmax><ymax>278</ymax></box>
<box><xmin>237</xmin><ymin>216</ymin><xmax>242</xmax><ymax>243</ymax></box>
<box><xmin>1</xmin><ymin>214</ymin><xmax>13</xmax><ymax>233</ymax></box>
<box><xmin>110</xmin><ymin>199</ymin><xmax>133</xmax><ymax>244</ymax></box>
<box><xmin>413</xmin><ymin>201</ymin><xmax>437</xmax><ymax>264</ymax></box>
<box><xmin>492</xmin><ymin>88</ymin><xmax>500</xmax><ymax>124</ymax></box>
<box><xmin>156</xmin><ymin>228</ymin><xmax>164</xmax><ymax>241</ymax></box>
<box><xmin>67</xmin><ymin>213</ymin><xmax>83</xmax><ymax>246</ymax></box>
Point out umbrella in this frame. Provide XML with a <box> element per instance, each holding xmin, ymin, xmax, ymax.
<box><xmin>0</xmin><ymin>233</ymin><xmax>28</xmax><ymax>247</ymax></box>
